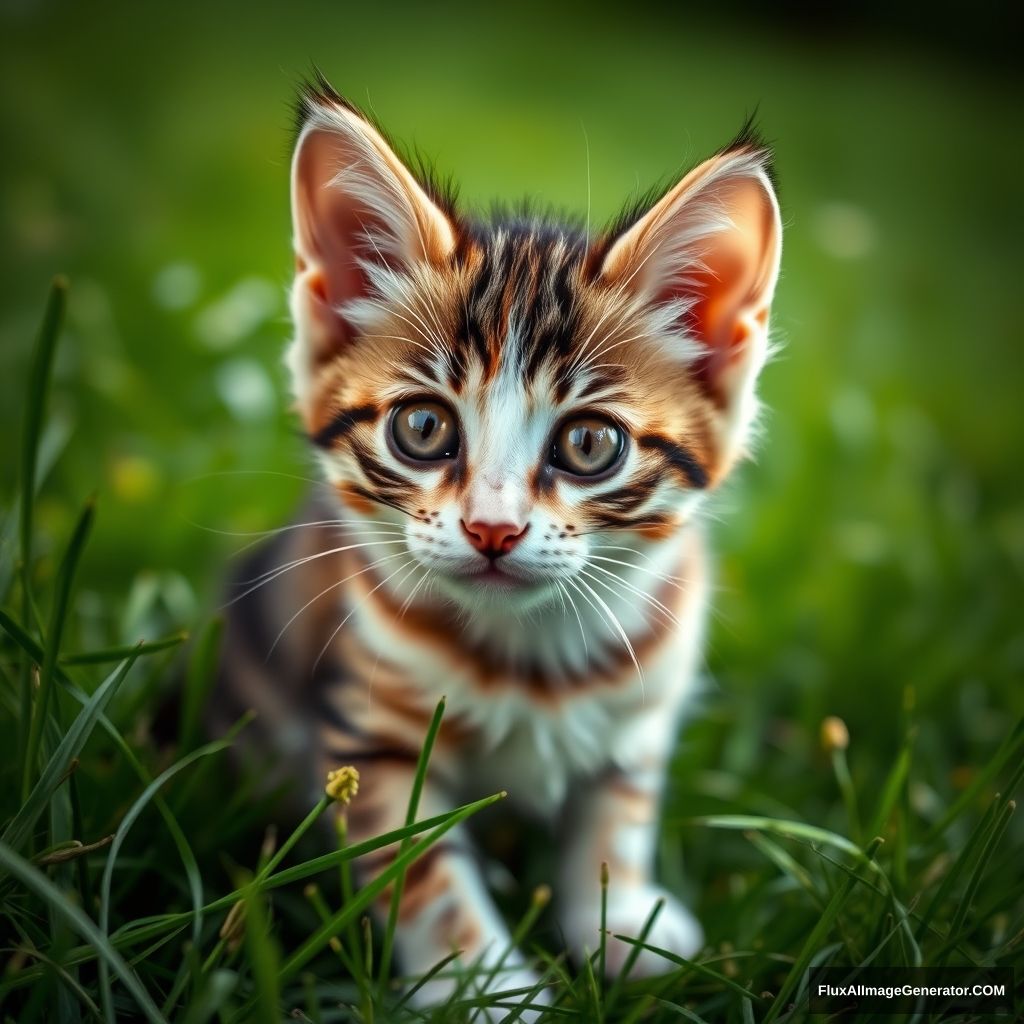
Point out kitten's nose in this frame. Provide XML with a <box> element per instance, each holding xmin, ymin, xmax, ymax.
<box><xmin>461</xmin><ymin>520</ymin><xmax>528</xmax><ymax>559</ymax></box>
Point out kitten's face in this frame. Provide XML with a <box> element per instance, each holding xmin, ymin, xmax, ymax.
<box><xmin>288</xmin><ymin>85</ymin><xmax>781</xmax><ymax>615</ymax></box>
<box><xmin>305</xmin><ymin>231</ymin><xmax>713</xmax><ymax>613</ymax></box>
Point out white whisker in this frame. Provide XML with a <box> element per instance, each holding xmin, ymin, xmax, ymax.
<box><xmin>566</xmin><ymin>576</ymin><xmax>645</xmax><ymax>701</ymax></box>
<box><xmin>313</xmin><ymin>557</ymin><xmax>419</xmax><ymax>673</ymax></box>
<box><xmin>268</xmin><ymin>549</ymin><xmax>410</xmax><ymax>658</ymax></box>
<box><xmin>225</xmin><ymin>539</ymin><xmax>408</xmax><ymax>606</ymax></box>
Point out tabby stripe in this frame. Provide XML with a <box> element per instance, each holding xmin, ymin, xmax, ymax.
<box><xmin>638</xmin><ymin>433</ymin><xmax>708</xmax><ymax>488</ymax></box>
<box><xmin>311</xmin><ymin>403</ymin><xmax>378</xmax><ymax>448</ymax></box>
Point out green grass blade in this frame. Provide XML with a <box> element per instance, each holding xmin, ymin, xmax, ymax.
<box><xmin>0</xmin><ymin>642</ymin><xmax>139</xmax><ymax>859</ymax></box>
<box><xmin>393</xmin><ymin>950</ymin><xmax>462</xmax><ymax>1011</ymax></box>
<box><xmin>179</xmin><ymin>617</ymin><xmax>222</xmax><ymax>752</ymax></box>
<box><xmin>1</xmin><ymin>606</ymin><xmax>206</xmax><ymax>963</ymax></box>
<box><xmin>278</xmin><ymin>790</ymin><xmax>505</xmax><ymax>985</ymax></box>
<box><xmin>744</xmin><ymin>829</ymin><xmax>822</xmax><ymax>904</ymax></box>
<box><xmin>179</xmin><ymin>969</ymin><xmax>237</xmax><ymax>1024</ymax></box>
<box><xmin>0</xmin><ymin>793</ymin><xmax>527</xmax><ymax>995</ymax></box>
<box><xmin>921</xmin><ymin>716</ymin><xmax>1024</xmax><ymax>843</ymax></box>
<box><xmin>762</xmin><ymin>836</ymin><xmax>884</xmax><ymax>1024</ymax></box>
<box><xmin>609</xmin><ymin>936</ymin><xmax>769</xmax><ymax>1007</ymax></box>
<box><xmin>603</xmin><ymin>897</ymin><xmax>663</xmax><ymax>1016</ymax></box>
<box><xmin>21</xmin><ymin>496</ymin><xmax>95</xmax><ymax>803</ymax></box>
<box><xmin>97</xmin><ymin>740</ymin><xmax>228</xmax><ymax>1023</ymax></box>
<box><xmin>240</xmin><ymin>879</ymin><xmax>282</xmax><ymax>1024</ymax></box>
<box><xmin>654</xmin><ymin>997</ymin><xmax>714</xmax><ymax>1023</ymax></box>
<box><xmin>688</xmin><ymin>814</ymin><xmax>864</xmax><ymax>859</ymax></box>
<box><xmin>17</xmin><ymin>276</ymin><xmax>68</xmax><ymax>783</ymax></box>
<box><xmin>0</xmin><ymin>839</ymin><xmax>167</xmax><ymax>1024</ymax></box>
<box><xmin>598</xmin><ymin>861</ymin><xmax>608</xmax><ymax>1004</ymax></box>
<box><xmin>916</xmin><ymin>793</ymin><xmax>1002</xmax><ymax>942</ymax></box>
<box><xmin>867</xmin><ymin>739</ymin><xmax>912</xmax><ymax>839</ymax></box>
<box><xmin>379</xmin><ymin>695</ymin><xmax>446</xmax><ymax>987</ymax></box>
<box><xmin>935</xmin><ymin>799</ymin><xmax>1015</xmax><ymax>963</ymax></box>
<box><xmin>59</xmin><ymin>631</ymin><xmax>188</xmax><ymax>666</ymax></box>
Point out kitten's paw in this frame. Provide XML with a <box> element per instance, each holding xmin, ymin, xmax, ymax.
<box><xmin>562</xmin><ymin>885</ymin><xmax>703</xmax><ymax>979</ymax></box>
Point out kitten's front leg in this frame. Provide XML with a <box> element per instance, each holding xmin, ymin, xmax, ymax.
<box><xmin>335</xmin><ymin>753</ymin><xmax>543</xmax><ymax>1016</ymax></box>
<box><xmin>558</xmin><ymin>756</ymin><xmax>703</xmax><ymax>978</ymax></box>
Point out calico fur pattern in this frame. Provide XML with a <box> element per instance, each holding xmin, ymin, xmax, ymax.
<box><xmin>213</xmin><ymin>75</ymin><xmax>783</xmax><ymax>1014</ymax></box>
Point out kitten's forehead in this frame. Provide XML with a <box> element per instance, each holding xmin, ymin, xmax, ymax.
<box><xmin>455</xmin><ymin>224</ymin><xmax>592</xmax><ymax>394</ymax></box>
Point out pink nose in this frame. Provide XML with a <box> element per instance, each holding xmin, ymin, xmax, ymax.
<box><xmin>461</xmin><ymin>520</ymin><xmax>528</xmax><ymax>559</ymax></box>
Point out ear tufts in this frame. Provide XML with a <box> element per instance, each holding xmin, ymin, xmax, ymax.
<box><xmin>292</xmin><ymin>70</ymin><xmax>461</xmax><ymax>224</ymax></box>
<box><xmin>602</xmin><ymin>115</ymin><xmax>777</xmax><ymax>247</ymax></box>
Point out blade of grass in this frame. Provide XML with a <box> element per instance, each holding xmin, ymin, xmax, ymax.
<box><xmin>921</xmin><ymin>716</ymin><xmax>1024</xmax><ymax>843</ymax></box>
<box><xmin>762</xmin><ymin>836</ymin><xmax>884</xmax><ymax>1024</ymax></box>
<box><xmin>867</xmin><ymin>737</ymin><xmax>912</xmax><ymax>839</ymax></box>
<box><xmin>0</xmin><ymin>643</ymin><xmax>139</xmax><ymax>859</ymax></box>
<box><xmin>179</xmin><ymin>617</ymin><xmax>222</xmax><ymax>752</ymax></box>
<box><xmin>393</xmin><ymin>950</ymin><xmax>462</xmax><ymax>1011</ymax></box>
<box><xmin>687</xmin><ymin>814</ymin><xmax>863</xmax><ymax>859</ymax></box>
<box><xmin>598</xmin><ymin>861</ymin><xmax>609</xmax><ymax>1004</ymax></box>
<box><xmin>744</xmin><ymin>830</ymin><xmax>822</xmax><ymax>904</ymax></box>
<box><xmin>935</xmin><ymin>799</ymin><xmax>1015</xmax><ymax>963</ymax></box>
<box><xmin>654</xmin><ymin>997</ymin><xmax>714</xmax><ymax>1023</ymax></box>
<box><xmin>179</xmin><ymin>968</ymin><xmax>236</xmax><ymax>1024</ymax></box>
<box><xmin>278</xmin><ymin>790</ymin><xmax>506</xmax><ymax>985</ymax></box>
<box><xmin>97</xmin><ymin>740</ymin><xmax>229</xmax><ymax>1023</ymax></box>
<box><xmin>303</xmin><ymin>883</ymin><xmax>360</xmax><ymax>977</ymax></box>
<box><xmin>915</xmin><ymin>793</ymin><xmax>1002</xmax><ymax>942</ymax></box>
<box><xmin>59</xmin><ymin>631</ymin><xmax>188</xmax><ymax>666</ymax></box>
<box><xmin>17</xmin><ymin>276</ymin><xmax>68</xmax><ymax>786</ymax></box>
<box><xmin>21</xmin><ymin>496</ymin><xmax>95</xmax><ymax>803</ymax></box>
<box><xmin>498</xmin><ymin>955</ymin><xmax>565</xmax><ymax>1024</ymax></box>
<box><xmin>609</xmin><ymin>936</ymin><xmax>770</xmax><ymax>1007</ymax></box>
<box><xmin>239</xmin><ymin>877</ymin><xmax>282</xmax><ymax>1024</ymax></box>
<box><xmin>0</xmin><ymin>840</ymin><xmax>167</xmax><ymax>1024</ymax></box>
<box><xmin>470</xmin><ymin>884</ymin><xmax>550</xmax><ymax>1022</ymax></box>
<box><xmin>379</xmin><ymin>696</ymin><xmax>446</xmax><ymax>987</ymax></box>
<box><xmin>602</xmin><ymin>897</ymin><xmax>664</xmax><ymax>1017</ymax></box>
<box><xmin>0</xmin><ymin>793</ymin><xmax>512</xmax><ymax>997</ymax></box>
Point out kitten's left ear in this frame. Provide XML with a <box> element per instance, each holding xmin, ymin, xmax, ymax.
<box><xmin>288</xmin><ymin>84</ymin><xmax>457</xmax><ymax>396</ymax></box>
<box><xmin>600</xmin><ymin>131</ymin><xmax>782</xmax><ymax>470</ymax></box>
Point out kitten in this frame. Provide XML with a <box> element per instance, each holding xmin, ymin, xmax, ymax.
<box><xmin>214</xmin><ymin>76</ymin><xmax>781</xmax><ymax>1010</ymax></box>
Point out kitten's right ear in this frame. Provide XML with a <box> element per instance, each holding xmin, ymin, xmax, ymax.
<box><xmin>289</xmin><ymin>84</ymin><xmax>456</xmax><ymax>375</ymax></box>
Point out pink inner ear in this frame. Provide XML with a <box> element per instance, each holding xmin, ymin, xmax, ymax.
<box><xmin>293</xmin><ymin>131</ymin><xmax>397</xmax><ymax>359</ymax></box>
<box><xmin>660</xmin><ymin>252</ymin><xmax>750</xmax><ymax>407</ymax></box>
<box><xmin>667</xmin><ymin>181</ymin><xmax>778</xmax><ymax>406</ymax></box>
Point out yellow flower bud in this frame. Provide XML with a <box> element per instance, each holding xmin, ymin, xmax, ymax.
<box><xmin>821</xmin><ymin>716</ymin><xmax>850</xmax><ymax>753</ymax></box>
<box><xmin>325</xmin><ymin>765</ymin><xmax>360</xmax><ymax>805</ymax></box>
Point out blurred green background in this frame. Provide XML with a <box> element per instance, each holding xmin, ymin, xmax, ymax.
<box><xmin>2</xmin><ymin>1</ymin><xmax>1022</xmax><ymax>862</ymax></box>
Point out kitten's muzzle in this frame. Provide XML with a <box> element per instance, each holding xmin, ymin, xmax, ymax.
<box><xmin>460</xmin><ymin>520</ymin><xmax>529</xmax><ymax>560</ymax></box>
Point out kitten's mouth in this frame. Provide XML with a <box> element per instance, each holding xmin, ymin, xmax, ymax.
<box><xmin>456</xmin><ymin>563</ymin><xmax>532</xmax><ymax>589</ymax></box>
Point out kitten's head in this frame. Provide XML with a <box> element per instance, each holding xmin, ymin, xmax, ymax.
<box><xmin>288</xmin><ymin>80</ymin><xmax>781</xmax><ymax>615</ymax></box>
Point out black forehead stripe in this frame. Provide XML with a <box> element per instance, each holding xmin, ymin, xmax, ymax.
<box><xmin>311</xmin><ymin>404</ymin><xmax>378</xmax><ymax>448</ymax></box>
<box><xmin>638</xmin><ymin>434</ymin><xmax>709</xmax><ymax>489</ymax></box>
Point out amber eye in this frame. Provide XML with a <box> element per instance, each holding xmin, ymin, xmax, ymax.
<box><xmin>551</xmin><ymin>416</ymin><xmax>624</xmax><ymax>476</ymax></box>
<box><xmin>391</xmin><ymin>400</ymin><xmax>459</xmax><ymax>461</ymax></box>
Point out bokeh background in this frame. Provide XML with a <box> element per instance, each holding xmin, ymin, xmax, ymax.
<box><xmin>2</xmin><ymin>0</ymin><xmax>1022</xmax><ymax>919</ymax></box>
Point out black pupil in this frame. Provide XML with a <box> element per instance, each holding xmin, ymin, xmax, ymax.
<box><xmin>575</xmin><ymin>427</ymin><xmax>594</xmax><ymax>456</ymax></box>
<box><xmin>414</xmin><ymin>410</ymin><xmax>437</xmax><ymax>441</ymax></box>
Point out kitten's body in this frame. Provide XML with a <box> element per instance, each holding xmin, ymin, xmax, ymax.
<box><xmin>215</xmin><ymin>78</ymin><xmax>781</xmax><ymax>1010</ymax></box>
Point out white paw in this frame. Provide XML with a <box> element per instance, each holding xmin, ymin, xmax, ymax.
<box><xmin>562</xmin><ymin>885</ymin><xmax>703</xmax><ymax>979</ymax></box>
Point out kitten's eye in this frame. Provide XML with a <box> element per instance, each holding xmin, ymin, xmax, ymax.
<box><xmin>551</xmin><ymin>416</ymin><xmax>623</xmax><ymax>476</ymax></box>
<box><xmin>391</xmin><ymin>401</ymin><xmax>459</xmax><ymax>461</ymax></box>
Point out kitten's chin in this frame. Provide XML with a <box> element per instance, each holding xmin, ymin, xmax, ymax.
<box><xmin>435</xmin><ymin>568</ymin><xmax>560</xmax><ymax>614</ymax></box>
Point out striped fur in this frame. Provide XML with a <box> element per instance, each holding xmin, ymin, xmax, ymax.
<box><xmin>214</xmin><ymin>78</ymin><xmax>782</xmax><ymax>1012</ymax></box>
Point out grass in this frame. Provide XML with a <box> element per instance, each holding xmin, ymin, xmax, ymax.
<box><xmin>1</xmin><ymin>5</ymin><xmax>1023</xmax><ymax>1019</ymax></box>
<box><xmin>1</xmin><ymin>273</ymin><xmax>1022</xmax><ymax>1021</ymax></box>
